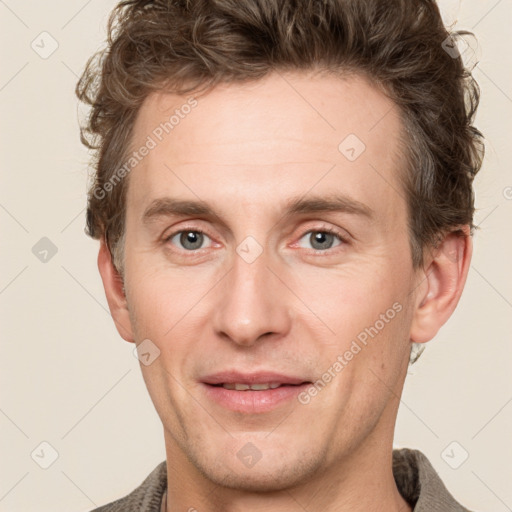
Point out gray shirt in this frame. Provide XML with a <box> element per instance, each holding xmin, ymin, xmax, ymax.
<box><xmin>90</xmin><ymin>448</ymin><xmax>473</xmax><ymax>511</ymax></box>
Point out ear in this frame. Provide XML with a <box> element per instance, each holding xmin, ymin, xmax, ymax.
<box><xmin>410</xmin><ymin>227</ymin><xmax>472</xmax><ymax>344</ymax></box>
<box><xmin>97</xmin><ymin>238</ymin><xmax>135</xmax><ymax>343</ymax></box>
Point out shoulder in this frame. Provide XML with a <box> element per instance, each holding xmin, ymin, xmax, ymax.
<box><xmin>88</xmin><ymin>461</ymin><xmax>167</xmax><ymax>512</ymax></box>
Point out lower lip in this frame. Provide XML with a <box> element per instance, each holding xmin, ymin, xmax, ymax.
<box><xmin>201</xmin><ymin>383</ymin><xmax>311</xmax><ymax>413</ymax></box>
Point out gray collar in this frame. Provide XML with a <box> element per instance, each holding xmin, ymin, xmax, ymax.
<box><xmin>393</xmin><ymin>448</ymin><xmax>472</xmax><ymax>511</ymax></box>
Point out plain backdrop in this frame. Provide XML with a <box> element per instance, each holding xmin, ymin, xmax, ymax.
<box><xmin>1</xmin><ymin>1</ymin><xmax>511</xmax><ymax>511</ymax></box>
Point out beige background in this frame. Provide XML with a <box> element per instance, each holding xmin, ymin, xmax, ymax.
<box><xmin>0</xmin><ymin>1</ymin><xmax>511</xmax><ymax>510</ymax></box>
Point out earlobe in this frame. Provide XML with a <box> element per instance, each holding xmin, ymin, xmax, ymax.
<box><xmin>410</xmin><ymin>227</ymin><xmax>472</xmax><ymax>344</ymax></box>
<box><xmin>97</xmin><ymin>239</ymin><xmax>135</xmax><ymax>343</ymax></box>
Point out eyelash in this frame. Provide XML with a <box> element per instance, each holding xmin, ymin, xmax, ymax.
<box><xmin>163</xmin><ymin>225</ymin><xmax>348</xmax><ymax>255</ymax></box>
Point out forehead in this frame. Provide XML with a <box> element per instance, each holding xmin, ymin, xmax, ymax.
<box><xmin>127</xmin><ymin>70</ymin><xmax>406</xmax><ymax>221</ymax></box>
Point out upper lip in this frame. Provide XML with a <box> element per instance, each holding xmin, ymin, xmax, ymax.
<box><xmin>201</xmin><ymin>371</ymin><xmax>309</xmax><ymax>386</ymax></box>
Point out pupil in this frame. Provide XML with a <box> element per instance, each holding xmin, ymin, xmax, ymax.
<box><xmin>312</xmin><ymin>232</ymin><xmax>332</xmax><ymax>250</ymax></box>
<box><xmin>181</xmin><ymin>231</ymin><xmax>203</xmax><ymax>250</ymax></box>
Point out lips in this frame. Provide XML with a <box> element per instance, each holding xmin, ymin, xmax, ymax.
<box><xmin>200</xmin><ymin>371</ymin><xmax>312</xmax><ymax>413</ymax></box>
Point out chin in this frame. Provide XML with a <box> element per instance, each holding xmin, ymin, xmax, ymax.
<box><xmin>190</xmin><ymin>448</ymin><xmax>324</xmax><ymax>493</ymax></box>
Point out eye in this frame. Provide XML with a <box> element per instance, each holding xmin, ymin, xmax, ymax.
<box><xmin>297</xmin><ymin>228</ymin><xmax>346</xmax><ymax>252</ymax></box>
<box><xmin>165</xmin><ymin>229</ymin><xmax>213</xmax><ymax>251</ymax></box>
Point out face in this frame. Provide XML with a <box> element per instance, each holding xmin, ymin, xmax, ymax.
<box><xmin>120</xmin><ymin>71</ymin><xmax>422</xmax><ymax>491</ymax></box>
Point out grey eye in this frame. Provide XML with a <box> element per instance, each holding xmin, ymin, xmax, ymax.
<box><xmin>170</xmin><ymin>231</ymin><xmax>210</xmax><ymax>251</ymax></box>
<box><xmin>298</xmin><ymin>231</ymin><xmax>342</xmax><ymax>251</ymax></box>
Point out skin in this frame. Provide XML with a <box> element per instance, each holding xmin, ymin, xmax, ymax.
<box><xmin>98</xmin><ymin>70</ymin><xmax>472</xmax><ymax>511</ymax></box>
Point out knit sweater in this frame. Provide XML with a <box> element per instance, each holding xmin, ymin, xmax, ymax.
<box><xmin>90</xmin><ymin>448</ymin><xmax>473</xmax><ymax>511</ymax></box>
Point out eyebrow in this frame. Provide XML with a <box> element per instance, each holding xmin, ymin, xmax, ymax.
<box><xmin>142</xmin><ymin>193</ymin><xmax>374</xmax><ymax>225</ymax></box>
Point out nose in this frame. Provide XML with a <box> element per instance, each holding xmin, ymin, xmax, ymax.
<box><xmin>212</xmin><ymin>243</ymin><xmax>292</xmax><ymax>348</ymax></box>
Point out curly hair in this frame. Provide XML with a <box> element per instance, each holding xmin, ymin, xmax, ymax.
<box><xmin>76</xmin><ymin>0</ymin><xmax>484</xmax><ymax>272</ymax></box>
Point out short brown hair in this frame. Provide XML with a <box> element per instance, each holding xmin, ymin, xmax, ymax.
<box><xmin>77</xmin><ymin>0</ymin><xmax>484</xmax><ymax>271</ymax></box>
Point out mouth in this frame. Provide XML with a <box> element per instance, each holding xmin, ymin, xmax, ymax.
<box><xmin>201</xmin><ymin>371</ymin><xmax>312</xmax><ymax>413</ymax></box>
<box><xmin>213</xmin><ymin>382</ymin><xmax>290</xmax><ymax>390</ymax></box>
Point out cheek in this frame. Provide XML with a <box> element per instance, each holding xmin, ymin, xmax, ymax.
<box><xmin>321</xmin><ymin>301</ymin><xmax>412</xmax><ymax>435</ymax></box>
<box><xmin>124</xmin><ymin>265</ymin><xmax>177</xmax><ymax>340</ymax></box>
<box><xmin>297</xmin><ymin>262</ymin><xmax>413</xmax><ymax>406</ymax></box>
<box><xmin>124</xmin><ymin>259</ymin><xmax>218</xmax><ymax>345</ymax></box>
<box><xmin>293</xmin><ymin>262</ymin><xmax>408</xmax><ymax>338</ymax></box>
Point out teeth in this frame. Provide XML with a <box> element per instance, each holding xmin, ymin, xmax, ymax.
<box><xmin>250</xmin><ymin>383</ymin><xmax>271</xmax><ymax>390</ymax></box>
<box><xmin>221</xmin><ymin>383</ymin><xmax>282</xmax><ymax>391</ymax></box>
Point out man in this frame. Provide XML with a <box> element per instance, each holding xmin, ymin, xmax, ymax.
<box><xmin>76</xmin><ymin>0</ymin><xmax>484</xmax><ymax>510</ymax></box>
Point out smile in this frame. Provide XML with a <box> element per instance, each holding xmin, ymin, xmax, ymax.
<box><xmin>201</xmin><ymin>371</ymin><xmax>312</xmax><ymax>413</ymax></box>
